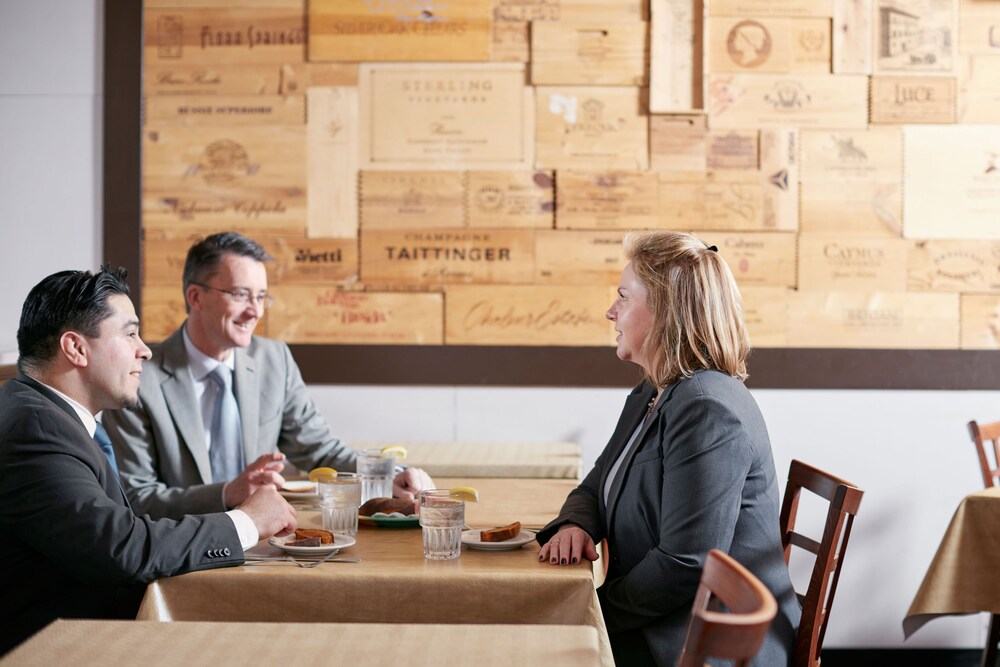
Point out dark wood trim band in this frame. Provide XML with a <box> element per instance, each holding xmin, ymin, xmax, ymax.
<box><xmin>104</xmin><ymin>2</ymin><xmax>1000</xmax><ymax>390</ymax></box>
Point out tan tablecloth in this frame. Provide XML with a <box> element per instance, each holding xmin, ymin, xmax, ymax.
<box><xmin>136</xmin><ymin>510</ymin><xmax>612</xmax><ymax>665</ymax></box>
<box><xmin>434</xmin><ymin>476</ymin><xmax>574</xmax><ymax>529</ymax></box>
<box><xmin>1</xmin><ymin>620</ymin><xmax>602</xmax><ymax>666</ymax></box>
<box><xmin>904</xmin><ymin>487</ymin><xmax>1000</xmax><ymax>637</ymax></box>
<box><xmin>356</xmin><ymin>441</ymin><xmax>582</xmax><ymax>479</ymax></box>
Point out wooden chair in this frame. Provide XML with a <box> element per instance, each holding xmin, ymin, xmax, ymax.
<box><xmin>779</xmin><ymin>460</ymin><xmax>864</xmax><ymax>667</ymax></box>
<box><xmin>968</xmin><ymin>420</ymin><xmax>1000</xmax><ymax>488</ymax></box>
<box><xmin>677</xmin><ymin>549</ymin><xmax>778</xmax><ymax>667</ymax></box>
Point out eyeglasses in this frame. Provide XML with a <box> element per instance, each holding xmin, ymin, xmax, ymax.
<box><xmin>191</xmin><ymin>282</ymin><xmax>273</xmax><ymax>309</ymax></box>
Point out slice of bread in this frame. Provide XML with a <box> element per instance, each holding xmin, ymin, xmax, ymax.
<box><xmin>287</xmin><ymin>537</ymin><xmax>321</xmax><ymax>547</ymax></box>
<box><xmin>481</xmin><ymin>521</ymin><xmax>521</xmax><ymax>542</ymax></box>
<box><xmin>359</xmin><ymin>497</ymin><xmax>416</xmax><ymax>516</ymax></box>
<box><xmin>294</xmin><ymin>528</ymin><xmax>335</xmax><ymax>544</ymax></box>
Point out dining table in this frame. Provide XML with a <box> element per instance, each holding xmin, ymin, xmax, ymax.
<box><xmin>903</xmin><ymin>486</ymin><xmax>1000</xmax><ymax>653</ymax></box>
<box><xmin>0</xmin><ymin>619</ymin><xmax>603</xmax><ymax>666</ymax></box>
<box><xmin>135</xmin><ymin>475</ymin><xmax>615</xmax><ymax>665</ymax></box>
<box><xmin>354</xmin><ymin>441</ymin><xmax>583</xmax><ymax>479</ymax></box>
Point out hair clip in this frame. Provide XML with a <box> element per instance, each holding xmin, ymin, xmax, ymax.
<box><xmin>706</xmin><ymin>245</ymin><xmax>718</xmax><ymax>252</ymax></box>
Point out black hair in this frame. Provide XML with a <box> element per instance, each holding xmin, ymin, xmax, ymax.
<box><xmin>181</xmin><ymin>232</ymin><xmax>272</xmax><ymax>310</ymax></box>
<box><xmin>17</xmin><ymin>265</ymin><xmax>130</xmax><ymax>374</ymax></box>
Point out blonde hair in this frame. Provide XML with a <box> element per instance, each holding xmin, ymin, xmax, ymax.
<box><xmin>624</xmin><ymin>230</ymin><xmax>750</xmax><ymax>387</ymax></box>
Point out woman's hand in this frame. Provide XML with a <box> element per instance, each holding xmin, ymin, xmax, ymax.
<box><xmin>538</xmin><ymin>524</ymin><xmax>599</xmax><ymax>566</ymax></box>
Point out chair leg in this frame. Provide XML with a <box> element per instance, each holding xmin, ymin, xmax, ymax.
<box><xmin>983</xmin><ymin>614</ymin><xmax>1000</xmax><ymax>667</ymax></box>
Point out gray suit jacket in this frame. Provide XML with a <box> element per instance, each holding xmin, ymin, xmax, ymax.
<box><xmin>102</xmin><ymin>326</ymin><xmax>357</xmax><ymax>519</ymax></box>
<box><xmin>0</xmin><ymin>375</ymin><xmax>242</xmax><ymax>654</ymax></box>
<box><xmin>538</xmin><ymin>370</ymin><xmax>800</xmax><ymax>666</ymax></box>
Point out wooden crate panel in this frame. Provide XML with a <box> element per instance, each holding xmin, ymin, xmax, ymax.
<box><xmin>143</xmin><ymin>95</ymin><xmax>304</xmax><ymax>125</ymax></box>
<box><xmin>649</xmin><ymin>114</ymin><xmax>707</xmax><ymax>172</ymax></box>
<box><xmin>270</xmin><ymin>236</ymin><xmax>359</xmax><ymax>285</ymax></box>
<box><xmin>358</xmin><ymin>64</ymin><xmax>533</xmax><ymax>170</ymax></box>
<box><xmin>703</xmin><ymin>231</ymin><xmax>797</xmax><ymax>287</ymax></box>
<box><xmin>649</xmin><ymin>0</ymin><xmax>703</xmax><ymax>112</ymax></box>
<box><xmin>308</xmin><ymin>87</ymin><xmax>358</xmax><ymax>239</ymax></box>
<box><xmin>360</xmin><ymin>172</ymin><xmax>465</xmax><ymax>229</ymax></box>
<box><xmin>708</xmin><ymin>74</ymin><xmax>869</xmax><ymax>128</ymax></box>
<box><xmin>709</xmin><ymin>0</ymin><xmax>834</xmax><ymax>16</ymax></box>
<box><xmin>279</xmin><ymin>63</ymin><xmax>359</xmax><ymax>94</ymax></box>
<box><xmin>534</xmin><ymin>230</ymin><xmax>626</xmax><ymax>284</ymax></box>
<box><xmin>870</xmin><ymin>76</ymin><xmax>957</xmax><ymax>124</ymax></box>
<box><xmin>556</xmin><ymin>171</ymin><xmax>659</xmax><ymax>229</ymax></box>
<box><xmin>535</xmin><ymin>87</ymin><xmax>649</xmax><ymax>170</ymax></box>
<box><xmin>492</xmin><ymin>0</ymin><xmax>561</xmax><ymax>21</ymax></box>
<box><xmin>833</xmin><ymin>0</ymin><xmax>873</xmax><ymax>74</ymax></box>
<box><xmin>904</xmin><ymin>125</ymin><xmax>1000</xmax><ymax>239</ymax></box>
<box><xmin>959</xmin><ymin>0</ymin><xmax>1000</xmax><ymax>55</ymax></box>
<box><xmin>144</xmin><ymin>9</ymin><xmax>304</xmax><ymax>65</ymax></box>
<box><xmin>444</xmin><ymin>285</ymin><xmax>616</xmax><ymax>345</ymax></box>
<box><xmin>142</xmin><ymin>286</ymin><xmax>193</xmax><ymax>344</ymax></box>
<box><xmin>707</xmin><ymin>130</ymin><xmax>758</xmax><ymax>170</ymax></box>
<box><xmin>536</xmin><ymin>0</ymin><xmax>646</xmax><ymax>21</ymax></box>
<box><xmin>961</xmin><ymin>294</ymin><xmax>1000</xmax><ymax>349</ymax></box>
<box><xmin>490</xmin><ymin>20</ymin><xmax>530</xmax><ymax>62</ymax></box>
<box><xmin>759</xmin><ymin>128</ymin><xmax>799</xmax><ymax>232</ymax></box>
<box><xmin>798</xmin><ymin>235</ymin><xmax>907</xmax><ymax>291</ymax></box>
<box><xmin>360</xmin><ymin>229</ymin><xmax>536</xmax><ymax>285</ymax></box>
<box><xmin>531</xmin><ymin>22</ymin><xmax>648</xmax><ymax>85</ymax></box>
<box><xmin>466</xmin><ymin>172</ymin><xmax>554</xmax><ymax>228</ymax></box>
<box><xmin>660</xmin><ymin>176</ymin><xmax>764</xmax><ymax>230</ymax></box>
<box><xmin>875</xmin><ymin>0</ymin><xmax>956</xmax><ymax>74</ymax></box>
<box><xmin>269</xmin><ymin>288</ymin><xmax>443</xmax><ymax>344</ymax></box>
<box><xmin>145</xmin><ymin>0</ymin><xmax>302</xmax><ymax>7</ymax></box>
<box><xmin>145</xmin><ymin>65</ymin><xmax>282</xmax><ymax>95</ymax></box>
<box><xmin>801</xmin><ymin>181</ymin><xmax>901</xmax><ymax>237</ymax></box>
<box><xmin>143</xmin><ymin>226</ymin><xmax>285</xmax><ymax>286</ymax></box>
<box><xmin>740</xmin><ymin>286</ymin><xmax>790</xmax><ymax>347</ymax></box>
<box><xmin>708</xmin><ymin>17</ymin><xmax>831</xmax><ymax>74</ymax></box>
<box><xmin>800</xmin><ymin>127</ymin><xmax>902</xmax><ymax>182</ymax></box>
<box><xmin>143</xmin><ymin>126</ymin><xmax>305</xmax><ymax>228</ymax></box>
<box><xmin>786</xmin><ymin>291</ymin><xmax>959</xmax><ymax>348</ymax></box>
<box><xmin>308</xmin><ymin>0</ymin><xmax>491</xmax><ymax>62</ymax></box>
<box><xmin>957</xmin><ymin>55</ymin><xmax>1000</xmax><ymax>123</ymax></box>
<box><xmin>908</xmin><ymin>239</ymin><xmax>1000</xmax><ymax>292</ymax></box>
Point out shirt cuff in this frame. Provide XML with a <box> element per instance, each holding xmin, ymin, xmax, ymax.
<box><xmin>226</xmin><ymin>509</ymin><xmax>260</xmax><ymax>550</ymax></box>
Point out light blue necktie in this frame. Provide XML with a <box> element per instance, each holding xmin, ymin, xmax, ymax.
<box><xmin>93</xmin><ymin>422</ymin><xmax>118</xmax><ymax>477</ymax></box>
<box><xmin>207</xmin><ymin>365</ymin><xmax>244</xmax><ymax>483</ymax></box>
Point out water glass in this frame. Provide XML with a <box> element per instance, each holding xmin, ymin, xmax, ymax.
<box><xmin>418</xmin><ymin>489</ymin><xmax>464</xmax><ymax>560</ymax></box>
<box><xmin>317</xmin><ymin>472</ymin><xmax>361</xmax><ymax>537</ymax></box>
<box><xmin>358</xmin><ymin>448</ymin><xmax>397</xmax><ymax>504</ymax></box>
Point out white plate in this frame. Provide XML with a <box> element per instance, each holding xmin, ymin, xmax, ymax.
<box><xmin>461</xmin><ymin>529</ymin><xmax>536</xmax><ymax>551</ymax></box>
<box><xmin>268</xmin><ymin>533</ymin><xmax>356</xmax><ymax>555</ymax></box>
<box><xmin>279</xmin><ymin>480</ymin><xmax>317</xmax><ymax>500</ymax></box>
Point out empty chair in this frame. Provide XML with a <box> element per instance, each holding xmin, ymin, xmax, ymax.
<box><xmin>779</xmin><ymin>459</ymin><xmax>864</xmax><ymax>667</ymax></box>
<box><xmin>677</xmin><ymin>549</ymin><xmax>778</xmax><ymax>667</ymax></box>
<box><xmin>968</xmin><ymin>420</ymin><xmax>1000</xmax><ymax>488</ymax></box>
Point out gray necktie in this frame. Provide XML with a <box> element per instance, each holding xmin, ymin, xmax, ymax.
<box><xmin>207</xmin><ymin>365</ymin><xmax>244</xmax><ymax>483</ymax></box>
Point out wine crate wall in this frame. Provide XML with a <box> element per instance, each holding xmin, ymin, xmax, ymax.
<box><xmin>140</xmin><ymin>0</ymin><xmax>1000</xmax><ymax>349</ymax></box>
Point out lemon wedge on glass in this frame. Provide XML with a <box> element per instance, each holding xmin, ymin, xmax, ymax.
<box><xmin>308</xmin><ymin>467</ymin><xmax>337</xmax><ymax>483</ymax></box>
<box><xmin>449</xmin><ymin>486</ymin><xmax>479</xmax><ymax>502</ymax></box>
<box><xmin>381</xmin><ymin>445</ymin><xmax>408</xmax><ymax>459</ymax></box>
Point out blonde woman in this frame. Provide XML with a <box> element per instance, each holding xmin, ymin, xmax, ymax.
<box><xmin>537</xmin><ymin>231</ymin><xmax>800</xmax><ymax>666</ymax></box>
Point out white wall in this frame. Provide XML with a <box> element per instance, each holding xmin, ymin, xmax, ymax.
<box><xmin>0</xmin><ymin>0</ymin><xmax>992</xmax><ymax>650</ymax></box>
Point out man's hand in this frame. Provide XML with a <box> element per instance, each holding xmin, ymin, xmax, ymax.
<box><xmin>223</xmin><ymin>452</ymin><xmax>287</xmax><ymax>509</ymax></box>
<box><xmin>392</xmin><ymin>467</ymin><xmax>435</xmax><ymax>502</ymax></box>
<box><xmin>237</xmin><ymin>486</ymin><xmax>297</xmax><ymax>538</ymax></box>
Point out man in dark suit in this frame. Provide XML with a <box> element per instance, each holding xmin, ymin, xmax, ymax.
<box><xmin>102</xmin><ymin>232</ymin><xmax>433</xmax><ymax>520</ymax></box>
<box><xmin>0</xmin><ymin>266</ymin><xmax>297</xmax><ymax>655</ymax></box>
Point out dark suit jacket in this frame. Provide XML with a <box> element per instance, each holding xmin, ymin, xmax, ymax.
<box><xmin>102</xmin><ymin>326</ymin><xmax>357</xmax><ymax>519</ymax></box>
<box><xmin>538</xmin><ymin>370</ymin><xmax>800</xmax><ymax>666</ymax></box>
<box><xmin>0</xmin><ymin>376</ymin><xmax>242</xmax><ymax>654</ymax></box>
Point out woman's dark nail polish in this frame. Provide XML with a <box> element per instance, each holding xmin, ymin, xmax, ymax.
<box><xmin>572</xmin><ymin>557</ymin><xmax>579</xmax><ymax>564</ymax></box>
<box><xmin>561</xmin><ymin>558</ymin><xmax>567</xmax><ymax>565</ymax></box>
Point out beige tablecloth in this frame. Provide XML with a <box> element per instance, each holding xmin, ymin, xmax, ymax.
<box><xmin>434</xmin><ymin>476</ymin><xmax>574</xmax><ymax>529</ymax></box>
<box><xmin>904</xmin><ymin>487</ymin><xmax>1000</xmax><ymax>637</ymax></box>
<box><xmin>356</xmin><ymin>441</ymin><xmax>582</xmax><ymax>479</ymax></box>
<box><xmin>1</xmin><ymin>620</ymin><xmax>602</xmax><ymax>666</ymax></box>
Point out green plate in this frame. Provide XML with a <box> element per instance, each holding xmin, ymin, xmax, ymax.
<box><xmin>358</xmin><ymin>512</ymin><xmax>420</xmax><ymax>528</ymax></box>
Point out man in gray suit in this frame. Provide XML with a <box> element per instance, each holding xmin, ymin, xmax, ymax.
<box><xmin>0</xmin><ymin>266</ymin><xmax>296</xmax><ymax>654</ymax></box>
<box><xmin>103</xmin><ymin>232</ymin><xmax>433</xmax><ymax>520</ymax></box>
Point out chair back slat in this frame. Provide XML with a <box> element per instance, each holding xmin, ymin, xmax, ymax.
<box><xmin>968</xmin><ymin>420</ymin><xmax>1000</xmax><ymax>488</ymax></box>
<box><xmin>779</xmin><ymin>459</ymin><xmax>864</xmax><ymax>667</ymax></box>
<box><xmin>677</xmin><ymin>549</ymin><xmax>778</xmax><ymax>667</ymax></box>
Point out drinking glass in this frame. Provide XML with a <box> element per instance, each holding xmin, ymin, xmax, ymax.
<box><xmin>418</xmin><ymin>489</ymin><xmax>464</xmax><ymax>560</ymax></box>
<box><xmin>358</xmin><ymin>448</ymin><xmax>397</xmax><ymax>504</ymax></box>
<box><xmin>317</xmin><ymin>472</ymin><xmax>361</xmax><ymax>537</ymax></box>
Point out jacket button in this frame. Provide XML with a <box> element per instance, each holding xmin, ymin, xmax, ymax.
<box><xmin>223</xmin><ymin>548</ymin><xmax>231</xmax><ymax>557</ymax></box>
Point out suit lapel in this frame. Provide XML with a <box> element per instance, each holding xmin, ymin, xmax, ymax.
<box><xmin>233</xmin><ymin>345</ymin><xmax>259</xmax><ymax>464</ymax></box>
<box><xmin>159</xmin><ymin>329</ymin><xmax>214</xmax><ymax>484</ymax></box>
<box><xmin>601</xmin><ymin>384</ymin><xmax>657</xmax><ymax>527</ymax></box>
